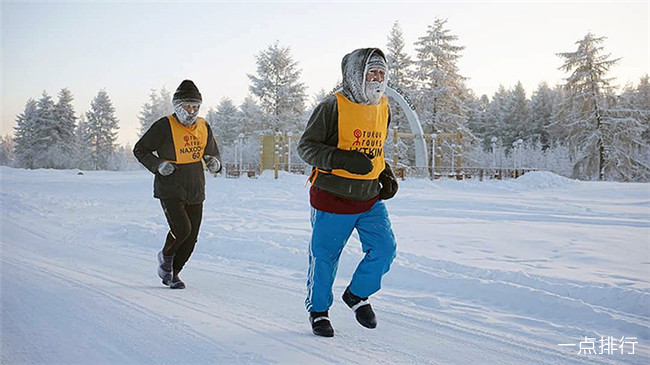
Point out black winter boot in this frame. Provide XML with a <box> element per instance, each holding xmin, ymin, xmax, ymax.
<box><xmin>342</xmin><ymin>286</ymin><xmax>377</xmax><ymax>329</ymax></box>
<box><xmin>309</xmin><ymin>311</ymin><xmax>334</xmax><ymax>337</ymax></box>
<box><xmin>169</xmin><ymin>273</ymin><xmax>185</xmax><ymax>289</ymax></box>
<box><xmin>157</xmin><ymin>251</ymin><xmax>173</xmax><ymax>286</ymax></box>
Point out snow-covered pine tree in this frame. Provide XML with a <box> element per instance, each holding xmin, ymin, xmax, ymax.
<box><xmin>75</xmin><ymin>114</ymin><xmax>93</xmax><ymax>170</ymax></box>
<box><xmin>502</xmin><ymin>81</ymin><xmax>530</xmax><ymax>147</ymax></box>
<box><xmin>309</xmin><ymin>89</ymin><xmax>331</xmax><ymax>111</ymax></box>
<box><xmin>466</xmin><ymin>94</ymin><xmax>490</xmax><ymax>146</ymax></box>
<box><xmin>13</xmin><ymin>98</ymin><xmax>39</xmax><ymax>169</ymax></box>
<box><xmin>51</xmin><ymin>88</ymin><xmax>78</xmax><ymax>168</ymax></box>
<box><xmin>0</xmin><ymin>135</ymin><xmax>14</xmax><ymax>166</ymax></box>
<box><xmin>248</xmin><ymin>41</ymin><xmax>307</xmax><ymax>133</ymax></box>
<box><xmin>412</xmin><ymin>18</ymin><xmax>475</xmax><ymax>170</ymax></box>
<box><xmin>386</xmin><ymin>21</ymin><xmax>413</xmax><ymax>89</ymax></box>
<box><xmin>482</xmin><ymin>86</ymin><xmax>509</xmax><ymax>152</ymax></box>
<box><xmin>632</xmin><ymin>75</ymin><xmax>650</xmax><ymax>110</ymax></box>
<box><xmin>210</xmin><ymin>98</ymin><xmax>240</xmax><ymax>145</ymax></box>
<box><xmin>85</xmin><ymin>89</ymin><xmax>119</xmax><ymax>170</ymax></box>
<box><xmin>621</xmin><ymin>75</ymin><xmax>650</xmax><ymax>146</ymax></box>
<box><xmin>31</xmin><ymin>91</ymin><xmax>59</xmax><ymax>169</ymax></box>
<box><xmin>239</xmin><ymin>95</ymin><xmax>268</xmax><ymax>136</ymax></box>
<box><xmin>385</xmin><ymin>21</ymin><xmax>417</xmax><ymax>167</ymax></box>
<box><xmin>413</xmin><ymin>18</ymin><xmax>469</xmax><ymax>133</ymax></box>
<box><xmin>527</xmin><ymin>82</ymin><xmax>557</xmax><ymax>149</ymax></box>
<box><xmin>553</xmin><ymin>33</ymin><xmax>648</xmax><ymax>181</ymax></box>
<box><xmin>138</xmin><ymin>88</ymin><xmax>173</xmax><ymax>137</ymax></box>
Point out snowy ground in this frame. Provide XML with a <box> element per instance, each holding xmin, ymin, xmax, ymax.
<box><xmin>1</xmin><ymin>166</ymin><xmax>648</xmax><ymax>364</ymax></box>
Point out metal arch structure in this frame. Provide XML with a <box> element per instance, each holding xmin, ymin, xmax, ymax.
<box><xmin>384</xmin><ymin>86</ymin><xmax>428</xmax><ymax>167</ymax></box>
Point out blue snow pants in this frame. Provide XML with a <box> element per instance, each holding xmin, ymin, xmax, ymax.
<box><xmin>305</xmin><ymin>200</ymin><xmax>397</xmax><ymax>313</ymax></box>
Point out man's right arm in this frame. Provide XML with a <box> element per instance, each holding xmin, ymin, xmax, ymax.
<box><xmin>297</xmin><ymin>96</ymin><xmax>339</xmax><ymax>170</ymax></box>
<box><xmin>133</xmin><ymin>118</ymin><xmax>166</xmax><ymax>174</ymax></box>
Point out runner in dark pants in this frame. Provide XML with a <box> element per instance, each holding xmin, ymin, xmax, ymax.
<box><xmin>160</xmin><ymin>200</ymin><xmax>203</xmax><ymax>276</ymax></box>
<box><xmin>134</xmin><ymin>80</ymin><xmax>222</xmax><ymax>289</ymax></box>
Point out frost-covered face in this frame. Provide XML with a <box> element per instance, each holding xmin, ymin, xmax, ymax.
<box><xmin>341</xmin><ymin>48</ymin><xmax>388</xmax><ymax>105</ymax></box>
<box><xmin>364</xmin><ymin>68</ymin><xmax>387</xmax><ymax>105</ymax></box>
<box><xmin>173</xmin><ymin>101</ymin><xmax>201</xmax><ymax>126</ymax></box>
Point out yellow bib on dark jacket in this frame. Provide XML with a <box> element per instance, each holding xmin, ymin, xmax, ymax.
<box><xmin>332</xmin><ymin>92</ymin><xmax>388</xmax><ymax>180</ymax></box>
<box><xmin>167</xmin><ymin>115</ymin><xmax>208</xmax><ymax>164</ymax></box>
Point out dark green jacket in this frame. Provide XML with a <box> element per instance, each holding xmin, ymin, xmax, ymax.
<box><xmin>298</xmin><ymin>95</ymin><xmax>391</xmax><ymax>201</ymax></box>
<box><xmin>133</xmin><ymin>115</ymin><xmax>221</xmax><ymax>204</ymax></box>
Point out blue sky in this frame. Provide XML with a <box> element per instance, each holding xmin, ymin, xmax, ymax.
<box><xmin>2</xmin><ymin>1</ymin><xmax>648</xmax><ymax>146</ymax></box>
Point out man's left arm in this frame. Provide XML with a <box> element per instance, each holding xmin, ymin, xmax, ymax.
<box><xmin>204</xmin><ymin>124</ymin><xmax>222</xmax><ymax>174</ymax></box>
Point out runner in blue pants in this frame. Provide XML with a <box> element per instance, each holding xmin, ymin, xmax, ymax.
<box><xmin>298</xmin><ymin>48</ymin><xmax>399</xmax><ymax>337</ymax></box>
<box><xmin>306</xmin><ymin>200</ymin><xmax>396</xmax><ymax>313</ymax></box>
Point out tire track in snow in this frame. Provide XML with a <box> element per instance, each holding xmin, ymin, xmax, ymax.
<box><xmin>4</xmin><ymin>243</ymin><xmax>409</xmax><ymax>364</ymax></box>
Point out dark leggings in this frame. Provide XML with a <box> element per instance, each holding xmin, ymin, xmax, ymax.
<box><xmin>160</xmin><ymin>200</ymin><xmax>203</xmax><ymax>274</ymax></box>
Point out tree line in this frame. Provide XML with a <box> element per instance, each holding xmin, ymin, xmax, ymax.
<box><xmin>6</xmin><ymin>89</ymin><xmax>135</xmax><ymax>170</ymax></box>
<box><xmin>5</xmin><ymin>19</ymin><xmax>650</xmax><ymax>181</ymax></box>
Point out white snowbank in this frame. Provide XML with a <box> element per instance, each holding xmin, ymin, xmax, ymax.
<box><xmin>511</xmin><ymin>171</ymin><xmax>577</xmax><ymax>190</ymax></box>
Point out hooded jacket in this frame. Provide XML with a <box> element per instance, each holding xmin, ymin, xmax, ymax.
<box><xmin>298</xmin><ymin>48</ymin><xmax>391</xmax><ymax>205</ymax></box>
<box><xmin>133</xmin><ymin>114</ymin><xmax>221</xmax><ymax>204</ymax></box>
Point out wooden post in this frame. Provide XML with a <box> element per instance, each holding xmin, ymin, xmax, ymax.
<box><xmin>259</xmin><ymin>136</ymin><xmax>264</xmax><ymax>175</ymax></box>
<box><xmin>274</xmin><ymin>132</ymin><xmax>280</xmax><ymax>179</ymax></box>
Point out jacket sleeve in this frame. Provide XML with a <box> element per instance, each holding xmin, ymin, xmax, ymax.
<box><xmin>133</xmin><ymin>119</ymin><xmax>165</xmax><ymax>174</ymax></box>
<box><xmin>297</xmin><ymin>96</ymin><xmax>339</xmax><ymax>170</ymax></box>
<box><xmin>204</xmin><ymin>124</ymin><xmax>221</xmax><ymax>161</ymax></box>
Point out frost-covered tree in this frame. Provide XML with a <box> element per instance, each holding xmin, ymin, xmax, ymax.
<box><xmin>386</xmin><ymin>21</ymin><xmax>413</xmax><ymax>88</ymax></box>
<box><xmin>248</xmin><ymin>41</ymin><xmax>307</xmax><ymax>133</ymax></box>
<box><xmin>528</xmin><ymin>82</ymin><xmax>557</xmax><ymax>149</ymax></box>
<box><xmin>553</xmin><ymin>33</ymin><xmax>647</xmax><ymax>181</ymax></box>
<box><xmin>482</xmin><ymin>86</ymin><xmax>509</xmax><ymax>148</ymax></box>
<box><xmin>620</xmin><ymin>75</ymin><xmax>650</xmax><ymax>146</ymax></box>
<box><xmin>109</xmin><ymin>144</ymin><xmax>140</xmax><ymax>171</ymax></box>
<box><xmin>26</xmin><ymin>91</ymin><xmax>59</xmax><ymax>169</ymax></box>
<box><xmin>75</xmin><ymin>114</ymin><xmax>93</xmax><ymax>170</ymax></box>
<box><xmin>138</xmin><ymin>88</ymin><xmax>172</xmax><ymax>137</ymax></box>
<box><xmin>467</xmin><ymin>94</ymin><xmax>489</xmax><ymax>144</ymax></box>
<box><xmin>13</xmin><ymin>98</ymin><xmax>39</xmax><ymax>168</ymax></box>
<box><xmin>309</xmin><ymin>89</ymin><xmax>331</xmax><ymax>111</ymax></box>
<box><xmin>0</xmin><ymin>135</ymin><xmax>14</xmax><ymax>166</ymax></box>
<box><xmin>239</xmin><ymin>95</ymin><xmax>268</xmax><ymax>136</ymax></box>
<box><xmin>384</xmin><ymin>21</ymin><xmax>418</xmax><ymax>166</ymax></box>
<box><xmin>49</xmin><ymin>88</ymin><xmax>78</xmax><ymax>168</ymax></box>
<box><xmin>209</xmin><ymin>98</ymin><xmax>240</xmax><ymax>145</ymax></box>
<box><xmin>502</xmin><ymin>81</ymin><xmax>530</xmax><ymax>146</ymax></box>
<box><xmin>412</xmin><ymin>18</ymin><xmax>469</xmax><ymax>136</ymax></box>
<box><xmin>85</xmin><ymin>89</ymin><xmax>119</xmax><ymax>170</ymax></box>
<box><xmin>631</xmin><ymin>75</ymin><xmax>650</xmax><ymax>110</ymax></box>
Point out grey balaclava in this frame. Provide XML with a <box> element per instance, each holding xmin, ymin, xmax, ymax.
<box><xmin>172</xmin><ymin>80</ymin><xmax>202</xmax><ymax>126</ymax></box>
<box><xmin>341</xmin><ymin>48</ymin><xmax>388</xmax><ymax>105</ymax></box>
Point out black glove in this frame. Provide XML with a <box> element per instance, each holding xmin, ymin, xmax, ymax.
<box><xmin>331</xmin><ymin>149</ymin><xmax>373</xmax><ymax>175</ymax></box>
<box><xmin>378</xmin><ymin>163</ymin><xmax>398</xmax><ymax>200</ymax></box>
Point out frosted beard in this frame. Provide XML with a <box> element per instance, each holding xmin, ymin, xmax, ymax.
<box><xmin>364</xmin><ymin>80</ymin><xmax>386</xmax><ymax>105</ymax></box>
<box><xmin>173</xmin><ymin>101</ymin><xmax>200</xmax><ymax>126</ymax></box>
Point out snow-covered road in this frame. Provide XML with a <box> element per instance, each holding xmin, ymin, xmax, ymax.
<box><xmin>1</xmin><ymin>167</ymin><xmax>648</xmax><ymax>364</ymax></box>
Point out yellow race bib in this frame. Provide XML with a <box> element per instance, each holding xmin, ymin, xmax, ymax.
<box><xmin>167</xmin><ymin>115</ymin><xmax>208</xmax><ymax>164</ymax></box>
<box><xmin>332</xmin><ymin>92</ymin><xmax>388</xmax><ymax>180</ymax></box>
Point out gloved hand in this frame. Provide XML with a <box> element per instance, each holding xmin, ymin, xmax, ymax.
<box><xmin>378</xmin><ymin>163</ymin><xmax>398</xmax><ymax>200</ymax></box>
<box><xmin>331</xmin><ymin>149</ymin><xmax>373</xmax><ymax>175</ymax></box>
<box><xmin>204</xmin><ymin>155</ymin><xmax>221</xmax><ymax>174</ymax></box>
<box><xmin>157</xmin><ymin>161</ymin><xmax>176</xmax><ymax>176</ymax></box>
